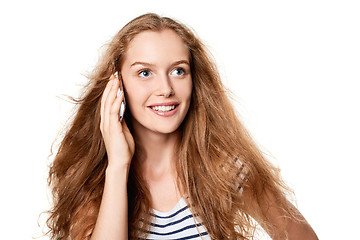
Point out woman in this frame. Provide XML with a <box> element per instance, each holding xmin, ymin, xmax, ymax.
<box><xmin>46</xmin><ymin>13</ymin><xmax>318</xmax><ymax>239</ymax></box>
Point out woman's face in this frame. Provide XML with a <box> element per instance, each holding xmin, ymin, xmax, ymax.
<box><xmin>120</xmin><ymin>29</ymin><xmax>192</xmax><ymax>136</ymax></box>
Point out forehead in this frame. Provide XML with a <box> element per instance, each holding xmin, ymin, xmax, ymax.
<box><xmin>123</xmin><ymin>29</ymin><xmax>189</xmax><ymax>65</ymax></box>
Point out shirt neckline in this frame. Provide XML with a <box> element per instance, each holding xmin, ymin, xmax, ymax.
<box><xmin>152</xmin><ymin>196</ymin><xmax>188</xmax><ymax>217</ymax></box>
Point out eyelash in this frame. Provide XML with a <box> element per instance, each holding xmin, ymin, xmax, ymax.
<box><xmin>172</xmin><ymin>68</ymin><xmax>185</xmax><ymax>76</ymax></box>
<box><xmin>138</xmin><ymin>67</ymin><xmax>186</xmax><ymax>78</ymax></box>
<box><xmin>138</xmin><ymin>69</ymin><xmax>151</xmax><ymax>78</ymax></box>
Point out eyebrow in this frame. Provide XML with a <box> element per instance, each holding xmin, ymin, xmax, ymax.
<box><xmin>130</xmin><ymin>60</ymin><xmax>190</xmax><ymax>68</ymax></box>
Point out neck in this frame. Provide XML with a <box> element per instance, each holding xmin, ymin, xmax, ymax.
<box><xmin>133</xmin><ymin>126</ymin><xmax>180</xmax><ymax>176</ymax></box>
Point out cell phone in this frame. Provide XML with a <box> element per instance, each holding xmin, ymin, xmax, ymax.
<box><xmin>114</xmin><ymin>71</ymin><xmax>126</xmax><ymax>122</ymax></box>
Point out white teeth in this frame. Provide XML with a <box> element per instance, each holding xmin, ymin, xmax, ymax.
<box><xmin>151</xmin><ymin>105</ymin><xmax>176</xmax><ymax>112</ymax></box>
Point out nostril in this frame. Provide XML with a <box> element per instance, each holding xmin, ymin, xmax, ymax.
<box><xmin>163</xmin><ymin>88</ymin><xmax>175</xmax><ymax>97</ymax></box>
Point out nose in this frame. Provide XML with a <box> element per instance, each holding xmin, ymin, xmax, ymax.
<box><xmin>156</xmin><ymin>74</ymin><xmax>174</xmax><ymax>97</ymax></box>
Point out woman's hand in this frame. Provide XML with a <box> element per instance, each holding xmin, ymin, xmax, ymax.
<box><xmin>91</xmin><ymin>75</ymin><xmax>133</xmax><ymax>240</ymax></box>
<box><xmin>100</xmin><ymin>74</ymin><xmax>135</xmax><ymax>171</ymax></box>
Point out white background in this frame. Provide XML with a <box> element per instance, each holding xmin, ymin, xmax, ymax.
<box><xmin>0</xmin><ymin>0</ymin><xmax>359</xmax><ymax>239</ymax></box>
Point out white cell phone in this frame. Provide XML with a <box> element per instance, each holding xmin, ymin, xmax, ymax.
<box><xmin>114</xmin><ymin>71</ymin><xmax>126</xmax><ymax>122</ymax></box>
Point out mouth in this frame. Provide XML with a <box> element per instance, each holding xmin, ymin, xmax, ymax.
<box><xmin>147</xmin><ymin>102</ymin><xmax>180</xmax><ymax>116</ymax></box>
<box><xmin>150</xmin><ymin>104</ymin><xmax>178</xmax><ymax>112</ymax></box>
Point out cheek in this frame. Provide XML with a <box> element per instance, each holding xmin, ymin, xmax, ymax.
<box><xmin>179</xmin><ymin>79</ymin><xmax>193</xmax><ymax>101</ymax></box>
<box><xmin>125</xmin><ymin>84</ymin><xmax>150</xmax><ymax>109</ymax></box>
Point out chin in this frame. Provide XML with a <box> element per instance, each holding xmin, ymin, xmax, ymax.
<box><xmin>151</xmin><ymin>124</ymin><xmax>182</xmax><ymax>135</ymax></box>
<box><xmin>131</xmin><ymin>117</ymin><xmax>182</xmax><ymax>135</ymax></box>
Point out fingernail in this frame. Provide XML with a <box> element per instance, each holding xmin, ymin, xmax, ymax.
<box><xmin>117</xmin><ymin>88</ymin><xmax>122</xmax><ymax>97</ymax></box>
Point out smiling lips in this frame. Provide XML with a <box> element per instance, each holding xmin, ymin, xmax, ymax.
<box><xmin>152</xmin><ymin>105</ymin><xmax>176</xmax><ymax>112</ymax></box>
<box><xmin>148</xmin><ymin>102</ymin><xmax>179</xmax><ymax>116</ymax></box>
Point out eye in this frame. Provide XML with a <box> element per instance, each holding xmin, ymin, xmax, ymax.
<box><xmin>138</xmin><ymin>69</ymin><xmax>151</xmax><ymax>78</ymax></box>
<box><xmin>171</xmin><ymin>68</ymin><xmax>185</xmax><ymax>76</ymax></box>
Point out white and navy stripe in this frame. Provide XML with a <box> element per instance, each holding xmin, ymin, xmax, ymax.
<box><xmin>143</xmin><ymin>158</ymin><xmax>248</xmax><ymax>239</ymax></box>
<box><xmin>144</xmin><ymin>197</ymin><xmax>211</xmax><ymax>240</ymax></box>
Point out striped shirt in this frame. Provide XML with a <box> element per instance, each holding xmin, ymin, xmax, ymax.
<box><xmin>145</xmin><ymin>158</ymin><xmax>248</xmax><ymax>239</ymax></box>
<box><xmin>145</xmin><ymin>196</ymin><xmax>211</xmax><ymax>240</ymax></box>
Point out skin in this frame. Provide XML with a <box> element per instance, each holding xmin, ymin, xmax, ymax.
<box><xmin>92</xmin><ymin>29</ymin><xmax>192</xmax><ymax>239</ymax></box>
<box><xmin>120</xmin><ymin>29</ymin><xmax>192</xmax><ymax>211</ymax></box>
<box><xmin>91</xmin><ymin>29</ymin><xmax>318</xmax><ymax>239</ymax></box>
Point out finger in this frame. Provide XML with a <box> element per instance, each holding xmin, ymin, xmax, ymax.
<box><xmin>104</xmin><ymin>76</ymin><xmax>120</xmax><ymax>132</ymax></box>
<box><xmin>101</xmin><ymin>75</ymin><xmax>116</xmax><ymax>113</ymax></box>
<box><xmin>101</xmin><ymin>75</ymin><xmax>115</xmax><ymax>132</ymax></box>
<box><xmin>109</xmin><ymin>90</ymin><xmax>125</xmax><ymax>131</ymax></box>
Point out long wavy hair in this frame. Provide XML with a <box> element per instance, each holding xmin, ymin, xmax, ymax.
<box><xmin>46</xmin><ymin>13</ymin><xmax>299</xmax><ymax>239</ymax></box>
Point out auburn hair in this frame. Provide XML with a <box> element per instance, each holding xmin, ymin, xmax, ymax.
<box><xmin>46</xmin><ymin>13</ymin><xmax>299</xmax><ymax>239</ymax></box>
